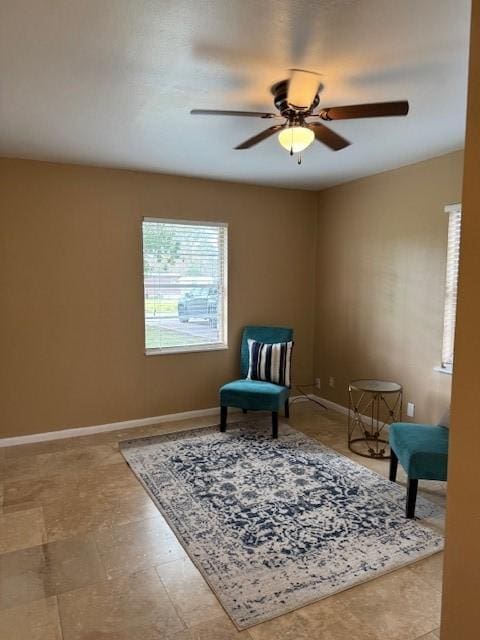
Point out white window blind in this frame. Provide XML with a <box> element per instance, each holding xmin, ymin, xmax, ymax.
<box><xmin>441</xmin><ymin>204</ymin><xmax>462</xmax><ymax>370</ymax></box>
<box><xmin>142</xmin><ymin>218</ymin><xmax>228</xmax><ymax>354</ymax></box>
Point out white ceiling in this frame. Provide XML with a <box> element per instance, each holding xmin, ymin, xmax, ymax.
<box><xmin>0</xmin><ymin>0</ymin><xmax>471</xmax><ymax>190</ymax></box>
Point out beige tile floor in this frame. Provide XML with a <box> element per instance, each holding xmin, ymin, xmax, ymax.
<box><xmin>0</xmin><ymin>402</ymin><xmax>445</xmax><ymax>640</ymax></box>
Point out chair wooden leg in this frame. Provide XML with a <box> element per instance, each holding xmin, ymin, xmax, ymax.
<box><xmin>389</xmin><ymin>449</ymin><xmax>398</xmax><ymax>482</ymax></box>
<box><xmin>406</xmin><ymin>478</ymin><xmax>418</xmax><ymax>519</ymax></box>
<box><xmin>242</xmin><ymin>408</ymin><xmax>247</xmax><ymax>414</ymax></box>
<box><xmin>284</xmin><ymin>399</ymin><xmax>290</xmax><ymax>418</ymax></box>
<box><xmin>220</xmin><ymin>406</ymin><xmax>227</xmax><ymax>432</ymax></box>
<box><xmin>272</xmin><ymin>411</ymin><xmax>278</xmax><ymax>439</ymax></box>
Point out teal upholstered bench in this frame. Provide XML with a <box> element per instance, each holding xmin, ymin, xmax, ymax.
<box><xmin>389</xmin><ymin>422</ymin><xmax>449</xmax><ymax>518</ymax></box>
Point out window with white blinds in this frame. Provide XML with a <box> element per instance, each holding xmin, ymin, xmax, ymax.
<box><xmin>441</xmin><ymin>204</ymin><xmax>462</xmax><ymax>371</ymax></box>
<box><xmin>142</xmin><ymin>218</ymin><xmax>228</xmax><ymax>354</ymax></box>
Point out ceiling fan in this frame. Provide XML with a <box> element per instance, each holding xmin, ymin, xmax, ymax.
<box><xmin>191</xmin><ymin>69</ymin><xmax>409</xmax><ymax>157</ymax></box>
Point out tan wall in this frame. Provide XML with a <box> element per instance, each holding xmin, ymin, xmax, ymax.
<box><xmin>314</xmin><ymin>151</ymin><xmax>464</xmax><ymax>424</ymax></box>
<box><xmin>0</xmin><ymin>159</ymin><xmax>317</xmax><ymax>438</ymax></box>
<box><xmin>441</xmin><ymin>1</ymin><xmax>480</xmax><ymax>636</ymax></box>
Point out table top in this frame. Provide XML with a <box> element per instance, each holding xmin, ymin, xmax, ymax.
<box><xmin>349</xmin><ymin>379</ymin><xmax>402</xmax><ymax>393</ymax></box>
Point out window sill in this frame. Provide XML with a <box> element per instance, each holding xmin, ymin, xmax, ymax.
<box><xmin>145</xmin><ymin>343</ymin><xmax>228</xmax><ymax>356</ymax></box>
<box><xmin>434</xmin><ymin>365</ymin><xmax>453</xmax><ymax>375</ymax></box>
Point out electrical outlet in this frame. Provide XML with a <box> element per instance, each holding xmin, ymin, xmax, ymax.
<box><xmin>407</xmin><ymin>402</ymin><xmax>415</xmax><ymax>418</ymax></box>
<box><xmin>315</xmin><ymin>378</ymin><xmax>321</xmax><ymax>390</ymax></box>
<box><xmin>329</xmin><ymin>376</ymin><xmax>335</xmax><ymax>388</ymax></box>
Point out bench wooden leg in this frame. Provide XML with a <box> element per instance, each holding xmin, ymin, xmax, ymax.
<box><xmin>272</xmin><ymin>411</ymin><xmax>278</xmax><ymax>439</ymax></box>
<box><xmin>220</xmin><ymin>406</ymin><xmax>227</xmax><ymax>432</ymax></box>
<box><xmin>406</xmin><ymin>478</ymin><xmax>418</xmax><ymax>519</ymax></box>
<box><xmin>389</xmin><ymin>449</ymin><xmax>398</xmax><ymax>482</ymax></box>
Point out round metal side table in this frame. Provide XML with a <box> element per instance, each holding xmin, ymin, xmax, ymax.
<box><xmin>347</xmin><ymin>379</ymin><xmax>403</xmax><ymax>459</ymax></box>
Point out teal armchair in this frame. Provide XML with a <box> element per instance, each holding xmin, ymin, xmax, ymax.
<box><xmin>389</xmin><ymin>422</ymin><xmax>449</xmax><ymax>518</ymax></box>
<box><xmin>219</xmin><ymin>326</ymin><xmax>293</xmax><ymax>438</ymax></box>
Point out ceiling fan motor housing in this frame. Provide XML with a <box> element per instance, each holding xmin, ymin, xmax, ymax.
<box><xmin>271</xmin><ymin>79</ymin><xmax>321</xmax><ymax>119</ymax></box>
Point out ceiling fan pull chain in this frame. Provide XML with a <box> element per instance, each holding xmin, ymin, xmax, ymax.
<box><xmin>290</xmin><ymin>127</ymin><xmax>294</xmax><ymax>156</ymax></box>
<box><xmin>297</xmin><ymin>154</ymin><xmax>302</xmax><ymax>165</ymax></box>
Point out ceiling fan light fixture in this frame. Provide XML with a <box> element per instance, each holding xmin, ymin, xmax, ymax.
<box><xmin>278</xmin><ymin>126</ymin><xmax>314</xmax><ymax>153</ymax></box>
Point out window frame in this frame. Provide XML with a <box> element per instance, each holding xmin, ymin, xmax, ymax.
<box><xmin>436</xmin><ymin>203</ymin><xmax>462</xmax><ymax>375</ymax></box>
<box><xmin>142</xmin><ymin>217</ymin><xmax>229</xmax><ymax>356</ymax></box>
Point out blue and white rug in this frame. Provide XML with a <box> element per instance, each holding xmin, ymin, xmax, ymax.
<box><xmin>120</xmin><ymin>421</ymin><xmax>443</xmax><ymax>629</ymax></box>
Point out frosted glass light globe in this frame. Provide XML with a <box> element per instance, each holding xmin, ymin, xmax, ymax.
<box><xmin>278</xmin><ymin>126</ymin><xmax>315</xmax><ymax>153</ymax></box>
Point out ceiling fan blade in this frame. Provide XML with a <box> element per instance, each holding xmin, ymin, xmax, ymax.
<box><xmin>191</xmin><ymin>109</ymin><xmax>279</xmax><ymax>119</ymax></box>
<box><xmin>307</xmin><ymin>123</ymin><xmax>351</xmax><ymax>151</ymax></box>
<box><xmin>319</xmin><ymin>100</ymin><xmax>409</xmax><ymax>121</ymax></box>
<box><xmin>287</xmin><ymin>69</ymin><xmax>322</xmax><ymax>110</ymax></box>
<box><xmin>235</xmin><ymin>124</ymin><xmax>285</xmax><ymax>149</ymax></box>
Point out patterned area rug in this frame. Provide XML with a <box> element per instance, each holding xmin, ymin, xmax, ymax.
<box><xmin>120</xmin><ymin>421</ymin><xmax>443</xmax><ymax>629</ymax></box>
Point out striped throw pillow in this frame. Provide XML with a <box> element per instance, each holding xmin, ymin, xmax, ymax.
<box><xmin>247</xmin><ymin>339</ymin><xmax>293</xmax><ymax>388</ymax></box>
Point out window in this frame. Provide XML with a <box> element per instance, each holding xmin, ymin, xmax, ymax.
<box><xmin>440</xmin><ymin>204</ymin><xmax>462</xmax><ymax>372</ymax></box>
<box><xmin>142</xmin><ymin>218</ymin><xmax>228</xmax><ymax>354</ymax></box>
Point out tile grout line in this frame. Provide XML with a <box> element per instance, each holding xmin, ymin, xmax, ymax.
<box><xmin>53</xmin><ymin>595</ymin><xmax>66</xmax><ymax>640</ymax></box>
<box><xmin>152</xmin><ymin>564</ymin><xmax>188</xmax><ymax>633</ymax></box>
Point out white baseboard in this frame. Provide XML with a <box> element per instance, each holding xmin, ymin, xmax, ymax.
<box><xmin>303</xmin><ymin>393</ymin><xmax>349</xmax><ymax>415</ymax></box>
<box><xmin>0</xmin><ymin>405</ymin><xmax>242</xmax><ymax>448</ymax></box>
<box><xmin>0</xmin><ymin>394</ymin><xmax>351</xmax><ymax>449</ymax></box>
<box><xmin>295</xmin><ymin>393</ymin><xmax>387</xmax><ymax>428</ymax></box>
